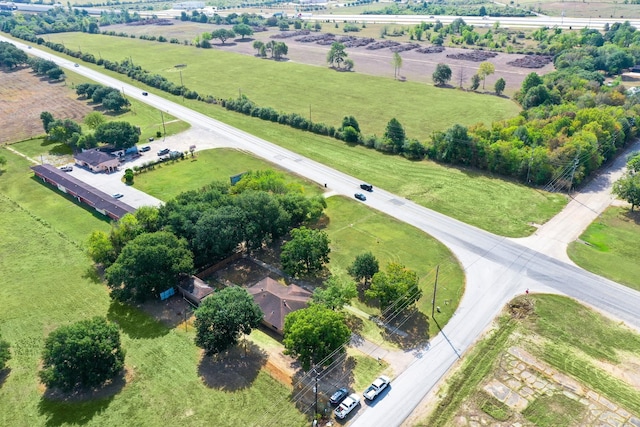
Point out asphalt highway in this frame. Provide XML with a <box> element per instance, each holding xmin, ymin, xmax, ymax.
<box><xmin>5</xmin><ymin>36</ymin><xmax>639</xmax><ymax>427</ymax></box>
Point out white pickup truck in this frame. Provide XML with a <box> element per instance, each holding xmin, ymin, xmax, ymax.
<box><xmin>363</xmin><ymin>375</ymin><xmax>391</xmax><ymax>401</ymax></box>
<box><xmin>334</xmin><ymin>393</ymin><xmax>360</xmax><ymax>419</ymax></box>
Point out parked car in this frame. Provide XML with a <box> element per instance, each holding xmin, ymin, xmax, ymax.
<box><xmin>112</xmin><ymin>193</ymin><xmax>124</xmax><ymax>199</ymax></box>
<box><xmin>363</xmin><ymin>375</ymin><xmax>390</xmax><ymax>401</ymax></box>
<box><xmin>157</xmin><ymin>148</ymin><xmax>170</xmax><ymax>156</ymax></box>
<box><xmin>148</xmin><ymin>137</ymin><xmax>154</xmax><ymax>142</ymax></box>
<box><xmin>329</xmin><ymin>388</ymin><xmax>349</xmax><ymax>406</ymax></box>
<box><xmin>360</xmin><ymin>183</ymin><xmax>373</xmax><ymax>192</ymax></box>
<box><xmin>354</xmin><ymin>193</ymin><xmax>367</xmax><ymax>201</ymax></box>
<box><xmin>140</xmin><ymin>146</ymin><xmax>151</xmax><ymax>152</ymax></box>
<box><xmin>142</xmin><ymin>92</ymin><xmax>148</xmax><ymax>96</ymax></box>
<box><xmin>334</xmin><ymin>393</ymin><xmax>360</xmax><ymax>419</ymax></box>
<box><xmin>59</xmin><ymin>166</ymin><xmax>73</xmax><ymax>172</ymax></box>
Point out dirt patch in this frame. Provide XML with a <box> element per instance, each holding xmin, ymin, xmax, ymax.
<box><xmin>507</xmin><ymin>55</ymin><xmax>554</xmax><ymax>69</ymax></box>
<box><xmin>446</xmin><ymin>50</ymin><xmax>499</xmax><ymax>62</ymax></box>
<box><xmin>138</xmin><ymin>296</ymin><xmax>195</xmax><ymax>329</ymax></box>
<box><xmin>198</xmin><ymin>342</ymin><xmax>268</xmax><ymax>391</ymax></box>
<box><xmin>0</xmin><ymin>67</ymin><xmax>93</xmax><ymax>145</ymax></box>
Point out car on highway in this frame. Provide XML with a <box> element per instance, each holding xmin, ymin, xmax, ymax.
<box><xmin>334</xmin><ymin>393</ymin><xmax>360</xmax><ymax>419</ymax></box>
<box><xmin>354</xmin><ymin>193</ymin><xmax>366</xmax><ymax>201</ymax></box>
<box><xmin>74</xmin><ymin>63</ymin><xmax>79</xmax><ymax>67</ymax></box>
<box><xmin>360</xmin><ymin>183</ymin><xmax>373</xmax><ymax>192</ymax></box>
<box><xmin>364</xmin><ymin>375</ymin><xmax>390</xmax><ymax>401</ymax></box>
<box><xmin>329</xmin><ymin>388</ymin><xmax>349</xmax><ymax>405</ymax></box>
<box><xmin>157</xmin><ymin>148</ymin><xmax>170</xmax><ymax>156</ymax></box>
<box><xmin>142</xmin><ymin>92</ymin><xmax>148</xmax><ymax>96</ymax></box>
<box><xmin>139</xmin><ymin>146</ymin><xmax>151</xmax><ymax>152</ymax></box>
<box><xmin>112</xmin><ymin>193</ymin><xmax>124</xmax><ymax>199</ymax></box>
<box><xmin>59</xmin><ymin>165</ymin><xmax>73</xmax><ymax>172</ymax></box>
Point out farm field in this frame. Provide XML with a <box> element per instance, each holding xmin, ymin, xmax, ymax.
<box><xmin>0</xmin><ymin>67</ymin><xmax>188</xmax><ymax>149</ymax></box>
<box><xmin>567</xmin><ymin>206</ymin><xmax>640</xmax><ymax>292</ymax></box>
<box><xmin>133</xmin><ymin>148</ymin><xmax>465</xmax><ymax>340</ymax></box>
<box><xmin>413</xmin><ymin>294</ymin><xmax>640</xmax><ymax>427</ymax></box>
<box><xmin>0</xmin><ymin>149</ymin><xmax>308</xmax><ymax>427</ymax></box>
<box><xmin>43</xmin><ymin>32</ymin><xmax>522</xmax><ymax>140</ymax></box>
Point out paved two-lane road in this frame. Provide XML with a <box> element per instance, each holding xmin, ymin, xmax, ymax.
<box><xmin>5</xmin><ymin>36</ymin><xmax>639</xmax><ymax>426</ymax></box>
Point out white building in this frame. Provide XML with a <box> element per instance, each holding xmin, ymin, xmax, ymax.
<box><xmin>173</xmin><ymin>1</ymin><xmax>205</xmax><ymax>10</ymax></box>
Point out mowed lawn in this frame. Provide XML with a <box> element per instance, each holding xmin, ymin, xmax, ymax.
<box><xmin>0</xmin><ymin>149</ymin><xmax>307</xmax><ymax>427</ymax></box>
<box><xmin>44</xmin><ymin>33</ymin><xmax>521</xmax><ymax>140</ymax></box>
<box><xmin>133</xmin><ymin>148</ymin><xmax>465</xmax><ymax>338</ymax></box>
<box><xmin>567</xmin><ymin>207</ymin><xmax>640</xmax><ymax>291</ymax></box>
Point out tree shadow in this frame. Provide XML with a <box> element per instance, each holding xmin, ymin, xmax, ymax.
<box><xmin>198</xmin><ymin>341</ymin><xmax>267</xmax><ymax>391</ymax></box>
<box><xmin>234</xmin><ymin>37</ymin><xmax>254</xmax><ymax>43</ymax></box>
<box><xmin>381</xmin><ymin>307</ymin><xmax>431</xmax><ymax>350</ymax></box>
<box><xmin>290</xmin><ymin>353</ymin><xmax>355</xmax><ymax>416</ymax></box>
<box><xmin>216</xmin><ymin>42</ymin><xmax>238</xmax><ymax>47</ymax></box>
<box><xmin>106</xmin><ymin>300</ymin><xmax>170</xmax><ymax>339</ymax></box>
<box><xmin>0</xmin><ymin>368</ymin><xmax>10</xmax><ymax>388</ymax></box>
<box><xmin>622</xmin><ymin>209</ymin><xmax>640</xmax><ymax>225</ymax></box>
<box><xmin>81</xmin><ymin>265</ymin><xmax>102</xmax><ymax>285</ymax></box>
<box><xmin>38</xmin><ymin>371</ymin><xmax>125</xmax><ymax>427</ymax></box>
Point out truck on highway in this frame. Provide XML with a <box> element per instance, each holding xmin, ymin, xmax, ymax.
<box><xmin>363</xmin><ymin>375</ymin><xmax>390</xmax><ymax>401</ymax></box>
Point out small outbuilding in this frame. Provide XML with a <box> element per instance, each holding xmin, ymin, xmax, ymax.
<box><xmin>177</xmin><ymin>275</ymin><xmax>215</xmax><ymax>306</ymax></box>
<box><xmin>247</xmin><ymin>277</ymin><xmax>311</xmax><ymax>334</ymax></box>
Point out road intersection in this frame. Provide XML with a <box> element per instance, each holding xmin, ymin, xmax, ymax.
<box><xmin>5</xmin><ymin>37</ymin><xmax>639</xmax><ymax>426</ymax></box>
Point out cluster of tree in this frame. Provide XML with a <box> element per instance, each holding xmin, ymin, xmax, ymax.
<box><xmin>0</xmin><ymin>41</ymin><xmax>27</xmax><ymax>68</ymax></box>
<box><xmin>281</xmin><ymin>226</ymin><xmax>330</xmax><ymax>277</ymax></box>
<box><xmin>88</xmin><ymin>171</ymin><xmax>327</xmax><ymax>301</ymax></box>
<box><xmin>39</xmin><ymin>317</ymin><xmax>124</xmax><ymax>392</ymax></box>
<box><xmin>0</xmin><ymin>7</ymin><xmax>98</xmax><ymax>38</ymax></box>
<box><xmin>76</xmin><ymin>83</ymin><xmax>130</xmax><ymax>112</ymax></box>
<box><xmin>613</xmin><ymin>152</ymin><xmax>640</xmax><ymax>211</ymax></box>
<box><xmin>40</xmin><ymin>111</ymin><xmax>140</xmax><ymax>151</ymax></box>
<box><xmin>362</xmin><ymin>2</ymin><xmax>534</xmax><ymax>18</ymax></box>
<box><xmin>327</xmin><ymin>42</ymin><xmax>354</xmax><ymax>71</ymax></box>
<box><xmin>179</xmin><ymin>11</ymin><xmax>264</xmax><ymax>27</ymax></box>
<box><xmin>28</xmin><ymin>57</ymin><xmax>64</xmax><ymax>81</ymax></box>
<box><xmin>98</xmin><ymin>9</ymin><xmax>142</xmax><ymax>26</ymax></box>
<box><xmin>533</xmin><ymin>22</ymin><xmax>640</xmax><ymax>58</ymax></box>
<box><xmin>252</xmin><ymin>40</ymin><xmax>289</xmax><ymax>60</ymax></box>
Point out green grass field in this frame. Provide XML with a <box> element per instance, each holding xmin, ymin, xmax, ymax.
<box><xmin>15</xmin><ymin>34</ymin><xmax>566</xmax><ymax>237</ymax></box>
<box><xmin>0</xmin><ymin>149</ymin><xmax>307</xmax><ymax>427</ymax></box>
<box><xmin>420</xmin><ymin>294</ymin><xmax>640</xmax><ymax>426</ymax></box>
<box><xmin>567</xmin><ymin>207</ymin><xmax>640</xmax><ymax>291</ymax></box>
<box><xmin>44</xmin><ymin>32</ymin><xmax>520</xmax><ymax>140</ymax></box>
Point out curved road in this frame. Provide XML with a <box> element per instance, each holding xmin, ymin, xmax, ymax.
<box><xmin>5</xmin><ymin>36</ymin><xmax>640</xmax><ymax>427</ymax></box>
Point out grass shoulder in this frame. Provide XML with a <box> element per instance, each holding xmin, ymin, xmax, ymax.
<box><xmin>568</xmin><ymin>206</ymin><xmax>640</xmax><ymax>291</ymax></box>
<box><xmin>417</xmin><ymin>294</ymin><xmax>640</xmax><ymax>426</ymax></box>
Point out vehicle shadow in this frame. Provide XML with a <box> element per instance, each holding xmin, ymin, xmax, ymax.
<box><xmin>198</xmin><ymin>341</ymin><xmax>267</xmax><ymax>391</ymax></box>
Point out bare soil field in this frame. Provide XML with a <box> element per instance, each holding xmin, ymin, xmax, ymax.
<box><xmin>0</xmin><ymin>67</ymin><xmax>92</xmax><ymax>144</ymax></box>
<box><xmin>107</xmin><ymin>21</ymin><xmax>555</xmax><ymax>94</ymax></box>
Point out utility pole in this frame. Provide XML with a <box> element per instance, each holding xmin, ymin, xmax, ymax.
<box><xmin>431</xmin><ymin>265</ymin><xmax>439</xmax><ymax>319</ymax></box>
<box><xmin>313</xmin><ymin>368</ymin><xmax>319</xmax><ymax>417</ymax></box>
<box><xmin>160</xmin><ymin>111</ymin><xmax>167</xmax><ymax>140</ymax></box>
<box><xmin>179</xmin><ymin>70</ymin><xmax>184</xmax><ymax>102</ymax></box>
<box><xmin>567</xmin><ymin>153</ymin><xmax>580</xmax><ymax>192</ymax></box>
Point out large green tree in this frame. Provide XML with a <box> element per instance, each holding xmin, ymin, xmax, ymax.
<box><xmin>281</xmin><ymin>226</ymin><xmax>330</xmax><ymax>277</ymax></box>
<box><xmin>194</xmin><ymin>286</ymin><xmax>263</xmax><ymax>355</ymax></box>
<box><xmin>613</xmin><ymin>172</ymin><xmax>640</xmax><ymax>212</ymax></box>
<box><xmin>477</xmin><ymin>61</ymin><xmax>495</xmax><ymax>89</ymax></box>
<box><xmin>83</xmin><ymin>112</ymin><xmax>106</xmax><ymax>130</ymax></box>
<box><xmin>432</xmin><ymin>63</ymin><xmax>452</xmax><ymax>86</ymax></box>
<box><xmin>211</xmin><ymin>28</ymin><xmax>235</xmax><ymax>44</ymax></box>
<box><xmin>39</xmin><ymin>317</ymin><xmax>125</xmax><ymax>392</ymax></box>
<box><xmin>94</xmin><ymin>121</ymin><xmax>140</xmax><ymax>149</ymax></box>
<box><xmin>283</xmin><ymin>305</ymin><xmax>350</xmax><ymax>370</ymax></box>
<box><xmin>384</xmin><ymin>118</ymin><xmax>406</xmax><ymax>153</ymax></box>
<box><xmin>347</xmin><ymin>252</ymin><xmax>379</xmax><ymax>288</ymax></box>
<box><xmin>365</xmin><ymin>263</ymin><xmax>422</xmax><ymax>313</ymax></box>
<box><xmin>105</xmin><ymin>231</ymin><xmax>194</xmax><ymax>302</ymax></box>
<box><xmin>233</xmin><ymin>23</ymin><xmax>253</xmax><ymax>39</ymax></box>
<box><xmin>494</xmin><ymin>77</ymin><xmax>506</xmax><ymax>95</ymax></box>
<box><xmin>311</xmin><ymin>275</ymin><xmax>357</xmax><ymax>310</ymax></box>
<box><xmin>194</xmin><ymin>205</ymin><xmax>246</xmax><ymax>265</ymax></box>
<box><xmin>327</xmin><ymin>42</ymin><xmax>347</xmax><ymax>69</ymax></box>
